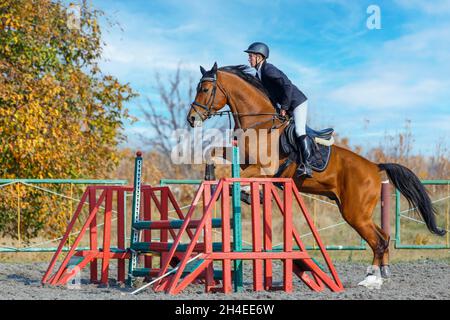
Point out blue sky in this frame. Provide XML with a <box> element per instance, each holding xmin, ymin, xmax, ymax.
<box><xmin>87</xmin><ymin>0</ymin><xmax>449</xmax><ymax>155</ymax></box>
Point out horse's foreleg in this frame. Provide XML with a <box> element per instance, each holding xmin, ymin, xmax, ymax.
<box><xmin>240</xmin><ymin>165</ymin><xmax>266</xmax><ymax>179</ymax></box>
<box><xmin>236</xmin><ymin>165</ymin><xmax>266</xmax><ymax>204</ymax></box>
<box><xmin>205</xmin><ymin>146</ymin><xmax>232</xmax><ymax>164</ymax></box>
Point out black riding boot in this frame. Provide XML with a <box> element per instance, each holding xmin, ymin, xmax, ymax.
<box><xmin>295</xmin><ymin>135</ymin><xmax>314</xmax><ymax>178</ymax></box>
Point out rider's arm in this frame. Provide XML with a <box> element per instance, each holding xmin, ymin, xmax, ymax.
<box><xmin>264</xmin><ymin>65</ymin><xmax>293</xmax><ymax>110</ymax></box>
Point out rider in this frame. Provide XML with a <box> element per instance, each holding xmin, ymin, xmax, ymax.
<box><xmin>245</xmin><ymin>42</ymin><xmax>314</xmax><ymax>178</ymax></box>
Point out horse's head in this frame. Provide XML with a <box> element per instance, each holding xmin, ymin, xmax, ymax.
<box><xmin>187</xmin><ymin>62</ymin><xmax>228</xmax><ymax>127</ymax></box>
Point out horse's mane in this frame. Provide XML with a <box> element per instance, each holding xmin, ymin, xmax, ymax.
<box><xmin>218</xmin><ymin>65</ymin><xmax>271</xmax><ymax>100</ymax></box>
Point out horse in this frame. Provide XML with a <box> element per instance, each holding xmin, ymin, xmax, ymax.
<box><xmin>186</xmin><ymin>62</ymin><xmax>446</xmax><ymax>287</ymax></box>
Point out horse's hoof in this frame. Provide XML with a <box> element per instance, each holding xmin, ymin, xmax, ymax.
<box><xmin>381</xmin><ymin>265</ymin><xmax>391</xmax><ymax>279</ymax></box>
<box><xmin>240</xmin><ymin>190</ymin><xmax>264</xmax><ymax>204</ymax></box>
<box><xmin>358</xmin><ymin>265</ymin><xmax>383</xmax><ymax>290</ymax></box>
<box><xmin>358</xmin><ymin>276</ymin><xmax>383</xmax><ymax>289</ymax></box>
<box><xmin>240</xmin><ymin>191</ymin><xmax>252</xmax><ymax>205</ymax></box>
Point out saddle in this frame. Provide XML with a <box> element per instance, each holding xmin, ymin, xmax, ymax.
<box><xmin>276</xmin><ymin>121</ymin><xmax>334</xmax><ymax>176</ymax></box>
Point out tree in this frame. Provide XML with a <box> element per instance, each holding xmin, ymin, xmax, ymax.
<box><xmin>0</xmin><ymin>0</ymin><xmax>138</xmax><ymax>239</ymax></box>
<box><xmin>139</xmin><ymin>66</ymin><xmax>194</xmax><ymax>159</ymax></box>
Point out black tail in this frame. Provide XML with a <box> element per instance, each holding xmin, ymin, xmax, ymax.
<box><xmin>378</xmin><ymin>163</ymin><xmax>446</xmax><ymax>236</ymax></box>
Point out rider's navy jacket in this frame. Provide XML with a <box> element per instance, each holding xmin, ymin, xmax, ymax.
<box><xmin>259</xmin><ymin>61</ymin><xmax>307</xmax><ymax>112</ymax></box>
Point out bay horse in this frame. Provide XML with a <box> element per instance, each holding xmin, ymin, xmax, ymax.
<box><xmin>187</xmin><ymin>62</ymin><xmax>446</xmax><ymax>286</ymax></box>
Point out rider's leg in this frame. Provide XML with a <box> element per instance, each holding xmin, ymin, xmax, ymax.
<box><xmin>293</xmin><ymin>101</ymin><xmax>313</xmax><ymax>178</ymax></box>
<box><xmin>293</xmin><ymin>100</ymin><xmax>307</xmax><ymax>137</ymax></box>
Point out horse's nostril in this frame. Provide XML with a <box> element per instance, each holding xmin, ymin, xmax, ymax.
<box><xmin>190</xmin><ymin>116</ymin><xmax>196</xmax><ymax>123</ymax></box>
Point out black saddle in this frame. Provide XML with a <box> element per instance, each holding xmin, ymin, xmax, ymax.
<box><xmin>279</xmin><ymin>121</ymin><xmax>334</xmax><ymax>173</ymax></box>
<box><xmin>306</xmin><ymin>126</ymin><xmax>334</xmax><ymax>140</ymax></box>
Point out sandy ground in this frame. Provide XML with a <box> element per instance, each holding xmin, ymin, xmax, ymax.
<box><xmin>1</xmin><ymin>260</ymin><xmax>449</xmax><ymax>300</ymax></box>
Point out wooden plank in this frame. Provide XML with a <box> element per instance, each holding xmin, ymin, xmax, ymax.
<box><xmin>117</xmin><ymin>189</ymin><xmax>126</xmax><ymax>283</ymax></box>
<box><xmin>89</xmin><ymin>187</ymin><xmax>98</xmax><ymax>283</ymax></box>
<box><xmin>221</xmin><ymin>182</ymin><xmax>232</xmax><ymax>294</ymax></box>
<box><xmin>203</xmin><ymin>184</ymin><xmax>215</xmax><ymax>292</ymax></box>
<box><xmin>283</xmin><ymin>182</ymin><xmax>293</xmax><ymax>292</ymax></box>
<box><xmin>263</xmin><ymin>183</ymin><xmax>273</xmax><ymax>290</ymax></box>
<box><xmin>143</xmin><ymin>189</ymin><xmax>152</xmax><ymax>271</ymax></box>
<box><xmin>203</xmin><ymin>252</ymin><xmax>309</xmax><ymax>260</ymax></box>
<box><xmin>101</xmin><ymin>189</ymin><xmax>113</xmax><ymax>284</ymax></box>
<box><xmin>251</xmin><ymin>182</ymin><xmax>263</xmax><ymax>291</ymax></box>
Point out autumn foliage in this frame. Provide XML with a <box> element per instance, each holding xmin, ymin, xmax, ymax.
<box><xmin>0</xmin><ymin>0</ymin><xmax>137</xmax><ymax>239</ymax></box>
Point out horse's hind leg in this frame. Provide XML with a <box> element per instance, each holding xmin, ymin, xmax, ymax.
<box><xmin>339</xmin><ymin>190</ymin><xmax>390</xmax><ymax>285</ymax></box>
<box><xmin>348</xmin><ymin>219</ymin><xmax>388</xmax><ymax>268</ymax></box>
<box><xmin>374</xmin><ymin>224</ymin><xmax>391</xmax><ymax>279</ymax></box>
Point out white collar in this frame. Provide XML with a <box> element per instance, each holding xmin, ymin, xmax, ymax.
<box><xmin>256</xmin><ymin>63</ymin><xmax>262</xmax><ymax>79</ymax></box>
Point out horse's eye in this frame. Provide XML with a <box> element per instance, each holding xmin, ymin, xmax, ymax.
<box><xmin>202</xmin><ymin>88</ymin><xmax>209</xmax><ymax>93</ymax></box>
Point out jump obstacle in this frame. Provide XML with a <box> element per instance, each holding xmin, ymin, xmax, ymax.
<box><xmin>42</xmin><ymin>146</ymin><xmax>346</xmax><ymax>294</ymax></box>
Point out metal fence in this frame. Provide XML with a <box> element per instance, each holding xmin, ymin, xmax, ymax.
<box><xmin>0</xmin><ymin>179</ymin><xmax>128</xmax><ymax>253</ymax></box>
<box><xmin>1</xmin><ymin>178</ymin><xmax>448</xmax><ymax>254</ymax></box>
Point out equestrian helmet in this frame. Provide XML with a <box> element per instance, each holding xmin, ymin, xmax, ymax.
<box><xmin>244</xmin><ymin>42</ymin><xmax>269</xmax><ymax>59</ymax></box>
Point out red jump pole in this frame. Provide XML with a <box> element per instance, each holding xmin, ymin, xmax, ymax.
<box><xmin>251</xmin><ymin>182</ymin><xmax>264</xmax><ymax>291</ymax></box>
<box><xmin>283</xmin><ymin>181</ymin><xmax>293</xmax><ymax>293</ymax></box>
<box><xmin>203</xmin><ymin>183</ymin><xmax>215</xmax><ymax>292</ymax></box>
<box><xmin>263</xmin><ymin>183</ymin><xmax>273</xmax><ymax>290</ymax></box>
<box><xmin>89</xmin><ymin>187</ymin><xmax>98</xmax><ymax>283</ymax></box>
<box><xmin>221</xmin><ymin>181</ymin><xmax>232</xmax><ymax>294</ymax></box>
<box><xmin>143</xmin><ymin>189</ymin><xmax>153</xmax><ymax>272</ymax></box>
<box><xmin>160</xmin><ymin>187</ymin><xmax>169</xmax><ymax>270</ymax></box>
<box><xmin>100</xmin><ymin>188</ymin><xmax>113</xmax><ymax>284</ymax></box>
<box><xmin>117</xmin><ymin>188</ymin><xmax>126</xmax><ymax>283</ymax></box>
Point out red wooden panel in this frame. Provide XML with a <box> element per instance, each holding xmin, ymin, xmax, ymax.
<box><xmin>251</xmin><ymin>182</ymin><xmax>263</xmax><ymax>291</ymax></box>
<box><xmin>101</xmin><ymin>189</ymin><xmax>113</xmax><ymax>284</ymax></box>
<box><xmin>263</xmin><ymin>183</ymin><xmax>273</xmax><ymax>290</ymax></box>
<box><xmin>221</xmin><ymin>182</ymin><xmax>232</xmax><ymax>294</ymax></box>
<box><xmin>117</xmin><ymin>189</ymin><xmax>126</xmax><ymax>282</ymax></box>
<box><xmin>283</xmin><ymin>182</ymin><xmax>293</xmax><ymax>292</ymax></box>
<box><xmin>89</xmin><ymin>187</ymin><xmax>98</xmax><ymax>283</ymax></box>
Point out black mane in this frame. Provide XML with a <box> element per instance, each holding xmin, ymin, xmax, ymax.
<box><xmin>219</xmin><ymin>65</ymin><xmax>271</xmax><ymax>99</ymax></box>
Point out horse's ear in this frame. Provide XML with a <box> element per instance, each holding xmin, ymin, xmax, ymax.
<box><xmin>200</xmin><ymin>66</ymin><xmax>206</xmax><ymax>76</ymax></box>
<box><xmin>212</xmin><ymin>62</ymin><xmax>218</xmax><ymax>73</ymax></box>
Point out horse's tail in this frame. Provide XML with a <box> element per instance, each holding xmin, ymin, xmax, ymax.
<box><xmin>378</xmin><ymin>163</ymin><xmax>446</xmax><ymax>236</ymax></box>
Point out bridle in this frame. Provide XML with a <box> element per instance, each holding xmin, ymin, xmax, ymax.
<box><xmin>190</xmin><ymin>72</ymin><xmax>288</xmax><ymax>130</ymax></box>
<box><xmin>190</xmin><ymin>74</ymin><xmax>223</xmax><ymax>121</ymax></box>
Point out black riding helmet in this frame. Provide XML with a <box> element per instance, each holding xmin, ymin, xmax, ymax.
<box><xmin>244</xmin><ymin>42</ymin><xmax>269</xmax><ymax>59</ymax></box>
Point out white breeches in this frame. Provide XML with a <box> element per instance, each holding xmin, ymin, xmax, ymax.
<box><xmin>293</xmin><ymin>100</ymin><xmax>308</xmax><ymax>137</ymax></box>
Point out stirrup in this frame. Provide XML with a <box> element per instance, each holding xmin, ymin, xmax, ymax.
<box><xmin>296</xmin><ymin>163</ymin><xmax>313</xmax><ymax>178</ymax></box>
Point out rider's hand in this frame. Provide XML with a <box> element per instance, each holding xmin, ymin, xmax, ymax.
<box><xmin>280</xmin><ymin>109</ymin><xmax>287</xmax><ymax>117</ymax></box>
